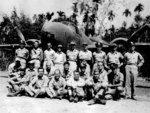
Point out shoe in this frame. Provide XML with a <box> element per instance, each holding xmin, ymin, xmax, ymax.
<box><xmin>69</xmin><ymin>96</ymin><xmax>74</xmax><ymax>102</ymax></box>
<box><xmin>7</xmin><ymin>93</ymin><xmax>16</xmax><ymax>97</ymax></box>
<box><xmin>57</xmin><ymin>96</ymin><xmax>62</xmax><ymax>100</ymax></box>
<box><xmin>99</xmin><ymin>99</ymin><xmax>106</xmax><ymax>105</ymax></box>
<box><xmin>131</xmin><ymin>96</ymin><xmax>137</xmax><ymax>100</ymax></box>
<box><xmin>88</xmin><ymin>99</ymin><xmax>95</xmax><ymax>105</ymax></box>
<box><xmin>74</xmin><ymin>96</ymin><xmax>79</xmax><ymax>103</ymax></box>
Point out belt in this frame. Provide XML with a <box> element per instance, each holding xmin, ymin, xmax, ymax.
<box><xmin>17</xmin><ymin>56</ymin><xmax>26</xmax><ymax>60</ymax></box>
<box><xmin>127</xmin><ymin>63</ymin><xmax>137</xmax><ymax>66</ymax></box>
<box><xmin>31</xmin><ymin>58</ymin><xmax>40</xmax><ymax>61</ymax></box>
<box><xmin>68</xmin><ymin>60</ymin><xmax>76</xmax><ymax>62</ymax></box>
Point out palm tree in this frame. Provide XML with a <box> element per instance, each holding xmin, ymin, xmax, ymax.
<box><xmin>108</xmin><ymin>10</ymin><xmax>115</xmax><ymax>21</ymax></box>
<box><xmin>134</xmin><ymin>3</ymin><xmax>144</xmax><ymax>14</ymax></box>
<box><xmin>123</xmin><ymin>9</ymin><xmax>131</xmax><ymax>27</ymax></box>
<box><xmin>123</xmin><ymin>9</ymin><xmax>131</xmax><ymax>17</ymax></box>
<box><xmin>134</xmin><ymin>14</ymin><xmax>143</xmax><ymax>27</ymax></box>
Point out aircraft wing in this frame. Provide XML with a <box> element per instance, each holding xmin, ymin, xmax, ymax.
<box><xmin>89</xmin><ymin>36</ymin><xmax>110</xmax><ymax>45</ymax></box>
<box><xmin>128</xmin><ymin>24</ymin><xmax>150</xmax><ymax>42</ymax></box>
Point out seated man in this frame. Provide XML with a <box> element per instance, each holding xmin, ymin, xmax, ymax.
<box><xmin>29</xmin><ymin>67</ymin><xmax>49</xmax><ymax>98</ymax></box>
<box><xmin>67</xmin><ymin>71</ymin><xmax>85</xmax><ymax>103</ymax></box>
<box><xmin>7</xmin><ymin>68</ymin><xmax>25</xmax><ymax>96</ymax></box>
<box><xmin>79</xmin><ymin>64</ymin><xmax>89</xmax><ymax>81</ymax></box>
<box><xmin>62</xmin><ymin>62</ymin><xmax>73</xmax><ymax>81</ymax></box>
<box><xmin>47</xmin><ymin>69</ymin><xmax>67</xmax><ymax>99</ymax></box>
<box><xmin>79</xmin><ymin>60</ymin><xmax>90</xmax><ymax>77</ymax></box>
<box><xmin>86</xmin><ymin>69</ymin><xmax>108</xmax><ymax>105</ymax></box>
<box><xmin>44</xmin><ymin>62</ymin><xmax>56</xmax><ymax>80</ymax></box>
<box><xmin>25</xmin><ymin>62</ymin><xmax>37</xmax><ymax>79</ymax></box>
<box><xmin>105</xmin><ymin>63</ymin><xmax>125</xmax><ymax>100</ymax></box>
<box><xmin>8</xmin><ymin>60</ymin><xmax>21</xmax><ymax>77</ymax></box>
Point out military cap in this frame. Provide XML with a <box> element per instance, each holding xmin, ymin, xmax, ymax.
<box><xmin>58</xmin><ymin>44</ymin><xmax>63</xmax><ymax>48</ymax></box>
<box><xmin>28</xmin><ymin>61</ymin><xmax>34</xmax><ymax>65</ymax></box>
<box><xmin>20</xmin><ymin>40</ymin><xmax>25</xmax><ymax>45</ymax></box>
<box><xmin>128</xmin><ymin>41</ymin><xmax>135</xmax><ymax>47</ymax></box>
<box><xmin>82</xmin><ymin>42</ymin><xmax>88</xmax><ymax>46</ymax></box>
<box><xmin>69</xmin><ymin>41</ymin><xmax>76</xmax><ymax>45</ymax></box>
<box><xmin>95</xmin><ymin>42</ymin><xmax>103</xmax><ymax>47</ymax></box>
<box><xmin>110</xmin><ymin>43</ymin><xmax>117</xmax><ymax>48</ymax></box>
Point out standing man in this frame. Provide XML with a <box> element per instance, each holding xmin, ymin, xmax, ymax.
<box><xmin>79</xmin><ymin>42</ymin><xmax>92</xmax><ymax>70</ymax></box>
<box><xmin>124</xmin><ymin>42</ymin><xmax>144</xmax><ymax>99</ymax></box>
<box><xmin>54</xmin><ymin>44</ymin><xmax>66</xmax><ymax>74</ymax></box>
<box><xmin>30</xmin><ymin>41</ymin><xmax>43</xmax><ymax>69</ymax></box>
<box><xmin>93</xmin><ymin>42</ymin><xmax>107</xmax><ymax>71</ymax></box>
<box><xmin>43</xmin><ymin>43</ymin><xmax>55</xmax><ymax>73</ymax></box>
<box><xmin>15</xmin><ymin>41</ymin><xmax>29</xmax><ymax>69</ymax></box>
<box><xmin>107</xmin><ymin>43</ymin><xmax>124</xmax><ymax>70</ymax></box>
<box><xmin>66</xmin><ymin>41</ymin><xmax>79</xmax><ymax>72</ymax></box>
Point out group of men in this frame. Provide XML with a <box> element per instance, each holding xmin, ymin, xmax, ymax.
<box><xmin>7</xmin><ymin>40</ymin><xmax>144</xmax><ymax>105</ymax></box>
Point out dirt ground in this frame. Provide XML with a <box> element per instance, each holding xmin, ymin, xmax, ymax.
<box><xmin>0</xmin><ymin>71</ymin><xmax>150</xmax><ymax>113</ymax></box>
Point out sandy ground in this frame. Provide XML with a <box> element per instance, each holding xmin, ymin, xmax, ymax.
<box><xmin>0</xmin><ymin>71</ymin><xmax>150</xmax><ymax>113</ymax></box>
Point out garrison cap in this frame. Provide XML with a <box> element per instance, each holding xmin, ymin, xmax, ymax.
<box><xmin>58</xmin><ymin>44</ymin><xmax>63</xmax><ymax>48</ymax></box>
<box><xmin>82</xmin><ymin>42</ymin><xmax>88</xmax><ymax>46</ymax></box>
<box><xmin>69</xmin><ymin>41</ymin><xmax>76</xmax><ymax>45</ymax></box>
<box><xmin>95</xmin><ymin>42</ymin><xmax>103</xmax><ymax>47</ymax></box>
<box><xmin>110</xmin><ymin>43</ymin><xmax>117</xmax><ymax>48</ymax></box>
<box><xmin>128</xmin><ymin>41</ymin><xmax>135</xmax><ymax>47</ymax></box>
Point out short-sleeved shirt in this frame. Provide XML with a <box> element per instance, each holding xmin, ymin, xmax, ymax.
<box><xmin>44</xmin><ymin>49</ymin><xmax>55</xmax><ymax>61</ymax></box>
<box><xmin>98</xmin><ymin>69</ymin><xmax>108</xmax><ymax>86</ymax></box>
<box><xmin>79</xmin><ymin>50</ymin><xmax>92</xmax><ymax>61</ymax></box>
<box><xmin>108</xmin><ymin>71</ymin><xmax>124</xmax><ymax>85</ymax></box>
<box><xmin>67</xmin><ymin>49</ymin><xmax>79</xmax><ymax>61</ymax></box>
<box><xmin>30</xmin><ymin>75</ymin><xmax>49</xmax><ymax>89</ymax></box>
<box><xmin>31</xmin><ymin>48</ymin><xmax>43</xmax><ymax>60</ymax></box>
<box><xmin>93</xmin><ymin>51</ymin><xmax>106</xmax><ymax>63</ymax></box>
<box><xmin>107</xmin><ymin>51</ymin><xmax>123</xmax><ymax>65</ymax></box>
<box><xmin>67</xmin><ymin>77</ymin><xmax>85</xmax><ymax>88</ymax></box>
<box><xmin>49</xmin><ymin>77</ymin><xmax>66</xmax><ymax>90</ymax></box>
<box><xmin>25</xmin><ymin>68</ymin><xmax>37</xmax><ymax>79</ymax></box>
<box><xmin>8</xmin><ymin>63</ymin><xmax>16</xmax><ymax>75</ymax></box>
<box><xmin>54</xmin><ymin>52</ymin><xmax>66</xmax><ymax>64</ymax></box>
<box><xmin>124</xmin><ymin>51</ymin><xmax>144</xmax><ymax>65</ymax></box>
<box><xmin>15</xmin><ymin>48</ymin><xmax>29</xmax><ymax>59</ymax></box>
<box><xmin>62</xmin><ymin>69</ymin><xmax>73</xmax><ymax>81</ymax></box>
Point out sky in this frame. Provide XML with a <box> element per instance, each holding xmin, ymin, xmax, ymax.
<box><xmin>0</xmin><ymin>0</ymin><xmax>150</xmax><ymax>28</ymax></box>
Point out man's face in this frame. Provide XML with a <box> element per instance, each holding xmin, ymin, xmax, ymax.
<box><xmin>20</xmin><ymin>44</ymin><xmax>25</xmax><ymax>49</ymax></box>
<box><xmin>34</xmin><ymin>42</ymin><xmax>39</xmax><ymax>48</ymax></box>
<box><xmin>83</xmin><ymin>45</ymin><xmax>88</xmax><ymax>50</ymax></box>
<box><xmin>130</xmin><ymin>46</ymin><xmax>135</xmax><ymax>51</ymax></box>
<box><xmin>81</xmin><ymin>68</ymin><xmax>86</xmax><ymax>73</ymax></box>
<box><xmin>38</xmin><ymin>69</ymin><xmax>44</xmax><ymax>77</ymax></box>
<box><xmin>55</xmin><ymin>73</ymin><xmax>60</xmax><ymax>80</ymax></box>
<box><xmin>64</xmin><ymin>64</ymin><xmax>69</xmax><ymax>70</ymax></box>
<box><xmin>74</xmin><ymin>72</ymin><xmax>79</xmax><ymax>81</ymax></box>
<box><xmin>29</xmin><ymin>65</ymin><xmax>34</xmax><ymax>70</ymax></box>
<box><xmin>20</xmin><ymin>70</ymin><xmax>25</xmax><ymax>77</ymax></box>
<box><xmin>70</xmin><ymin>45</ymin><xmax>75</xmax><ymax>50</ymax></box>
<box><xmin>97</xmin><ymin>47</ymin><xmax>102</xmax><ymax>51</ymax></box>
<box><xmin>97</xmin><ymin>62</ymin><xmax>104</xmax><ymax>70</ymax></box>
<box><xmin>93</xmin><ymin>72</ymin><xmax>99</xmax><ymax>80</ymax></box>
<box><xmin>58</xmin><ymin>47</ymin><xmax>62</xmax><ymax>52</ymax></box>
<box><xmin>47</xmin><ymin>43</ymin><xmax>51</xmax><ymax>50</ymax></box>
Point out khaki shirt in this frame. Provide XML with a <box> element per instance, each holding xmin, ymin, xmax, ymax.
<box><xmin>54</xmin><ymin>52</ymin><xmax>66</xmax><ymax>64</ymax></box>
<box><xmin>30</xmin><ymin>75</ymin><xmax>49</xmax><ymax>89</ymax></box>
<box><xmin>15</xmin><ymin>48</ymin><xmax>29</xmax><ymax>59</ymax></box>
<box><xmin>107</xmin><ymin>51</ymin><xmax>123</xmax><ymax>65</ymax></box>
<box><xmin>67</xmin><ymin>49</ymin><xmax>79</xmax><ymax>61</ymax></box>
<box><xmin>67</xmin><ymin>77</ymin><xmax>85</xmax><ymax>88</ymax></box>
<box><xmin>79</xmin><ymin>50</ymin><xmax>92</xmax><ymax>61</ymax></box>
<box><xmin>44</xmin><ymin>49</ymin><xmax>55</xmax><ymax>61</ymax></box>
<box><xmin>93</xmin><ymin>51</ymin><xmax>106</xmax><ymax>63</ymax></box>
<box><xmin>108</xmin><ymin>71</ymin><xmax>124</xmax><ymax>85</ymax></box>
<box><xmin>124</xmin><ymin>51</ymin><xmax>144</xmax><ymax>66</ymax></box>
<box><xmin>49</xmin><ymin>77</ymin><xmax>66</xmax><ymax>90</ymax></box>
<box><xmin>31</xmin><ymin>48</ymin><xmax>43</xmax><ymax>60</ymax></box>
